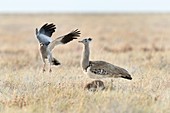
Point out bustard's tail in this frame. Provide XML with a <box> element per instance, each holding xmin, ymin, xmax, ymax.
<box><xmin>121</xmin><ymin>73</ymin><xmax>132</xmax><ymax>80</ymax></box>
<box><xmin>52</xmin><ymin>57</ymin><xmax>61</xmax><ymax>66</ymax></box>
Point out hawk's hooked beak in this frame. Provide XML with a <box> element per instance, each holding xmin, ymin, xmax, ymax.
<box><xmin>40</xmin><ymin>43</ymin><xmax>44</xmax><ymax>46</ymax></box>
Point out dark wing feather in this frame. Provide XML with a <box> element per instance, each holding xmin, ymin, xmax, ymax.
<box><xmin>39</xmin><ymin>23</ymin><xmax>56</xmax><ymax>37</ymax></box>
<box><xmin>60</xmin><ymin>29</ymin><xmax>81</xmax><ymax>44</ymax></box>
<box><xmin>48</xmin><ymin>29</ymin><xmax>81</xmax><ymax>51</ymax></box>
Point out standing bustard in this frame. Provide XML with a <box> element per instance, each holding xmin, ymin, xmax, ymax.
<box><xmin>78</xmin><ymin>38</ymin><xmax>132</xmax><ymax>80</ymax></box>
<box><xmin>36</xmin><ymin>23</ymin><xmax>80</xmax><ymax>72</ymax></box>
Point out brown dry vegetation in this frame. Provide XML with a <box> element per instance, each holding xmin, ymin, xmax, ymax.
<box><xmin>0</xmin><ymin>14</ymin><xmax>170</xmax><ymax>113</ymax></box>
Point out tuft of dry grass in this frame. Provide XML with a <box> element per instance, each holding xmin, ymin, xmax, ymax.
<box><xmin>0</xmin><ymin>14</ymin><xmax>170</xmax><ymax>113</ymax></box>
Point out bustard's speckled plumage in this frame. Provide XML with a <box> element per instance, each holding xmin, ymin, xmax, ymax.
<box><xmin>36</xmin><ymin>23</ymin><xmax>81</xmax><ymax>72</ymax></box>
<box><xmin>79</xmin><ymin>38</ymin><xmax>132</xmax><ymax>80</ymax></box>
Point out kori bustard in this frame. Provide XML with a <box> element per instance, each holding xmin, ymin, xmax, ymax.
<box><xmin>79</xmin><ymin>38</ymin><xmax>132</xmax><ymax>80</ymax></box>
<box><xmin>36</xmin><ymin>23</ymin><xmax>80</xmax><ymax>72</ymax></box>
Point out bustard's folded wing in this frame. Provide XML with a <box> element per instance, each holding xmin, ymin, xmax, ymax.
<box><xmin>48</xmin><ymin>29</ymin><xmax>80</xmax><ymax>51</ymax></box>
<box><xmin>89</xmin><ymin>61</ymin><xmax>131</xmax><ymax>77</ymax></box>
<box><xmin>36</xmin><ymin>23</ymin><xmax>56</xmax><ymax>45</ymax></box>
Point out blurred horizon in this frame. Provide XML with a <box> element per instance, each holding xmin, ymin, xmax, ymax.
<box><xmin>1</xmin><ymin>0</ymin><xmax>170</xmax><ymax>13</ymax></box>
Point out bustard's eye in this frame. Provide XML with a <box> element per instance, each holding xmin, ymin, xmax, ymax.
<box><xmin>84</xmin><ymin>39</ymin><xmax>87</xmax><ymax>42</ymax></box>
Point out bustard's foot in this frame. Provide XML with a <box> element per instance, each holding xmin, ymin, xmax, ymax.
<box><xmin>49</xmin><ymin>69</ymin><xmax>52</xmax><ymax>73</ymax></box>
<box><xmin>109</xmin><ymin>79</ymin><xmax>115</xmax><ymax>91</ymax></box>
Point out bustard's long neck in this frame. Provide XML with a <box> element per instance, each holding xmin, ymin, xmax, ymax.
<box><xmin>81</xmin><ymin>43</ymin><xmax>90</xmax><ymax>71</ymax></box>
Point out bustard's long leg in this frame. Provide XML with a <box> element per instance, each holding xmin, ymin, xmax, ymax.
<box><xmin>109</xmin><ymin>79</ymin><xmax>114</xmax><ymax>90</ymax></box>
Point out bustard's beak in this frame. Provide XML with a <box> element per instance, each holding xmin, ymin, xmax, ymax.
<box><xmin>78</xmin><ymin>40</ymin><xmax>83</xmax><ymax>43</ymax></box>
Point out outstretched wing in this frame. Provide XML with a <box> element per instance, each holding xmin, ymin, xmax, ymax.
<box><xmin>36</xmin><ymin>23</ymin><xmax>56</xmax><ymax>45</ymax></box>
<box><xmin>59</xmin><ymin>29</ymin><xmax>80</xmax><ymax>44</ymax></box>
<box><xmin>48</xmin><ymin>29</ymin><xmax>81</xmax><ymax>51</ymax></box>
<box><xmin>39</xmin><ymin>23</ymin><xmax>56</xmax><ymax>37</ymax></box>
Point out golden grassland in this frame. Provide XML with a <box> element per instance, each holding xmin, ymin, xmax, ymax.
<box><xmin>0</xmin><ymin>14</ymin><xmax>170</xmax><ymax>113</ymax></box>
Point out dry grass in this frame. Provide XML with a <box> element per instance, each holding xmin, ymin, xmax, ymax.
<box><xmin>0</xmin><ymin>14</ymin><xmax>170</xmax><ymax>113</ymax></box>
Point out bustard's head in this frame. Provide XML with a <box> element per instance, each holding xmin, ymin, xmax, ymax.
<box><xmin>78</xmin><ymin>38</ymin><xmax>92</xmax><ymax>45</ymax></box>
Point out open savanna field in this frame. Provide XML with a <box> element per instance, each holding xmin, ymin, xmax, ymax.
<box><xmin>0</xmin><ymin>14</ymin><xmax>170</xmax><ymax>113</ymax></box>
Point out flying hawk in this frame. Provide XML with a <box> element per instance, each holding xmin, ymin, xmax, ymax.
<box><xmin>36</xmin><ymin>23</ymin><xmax>80</xmax><ymax>72</ymax></box>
